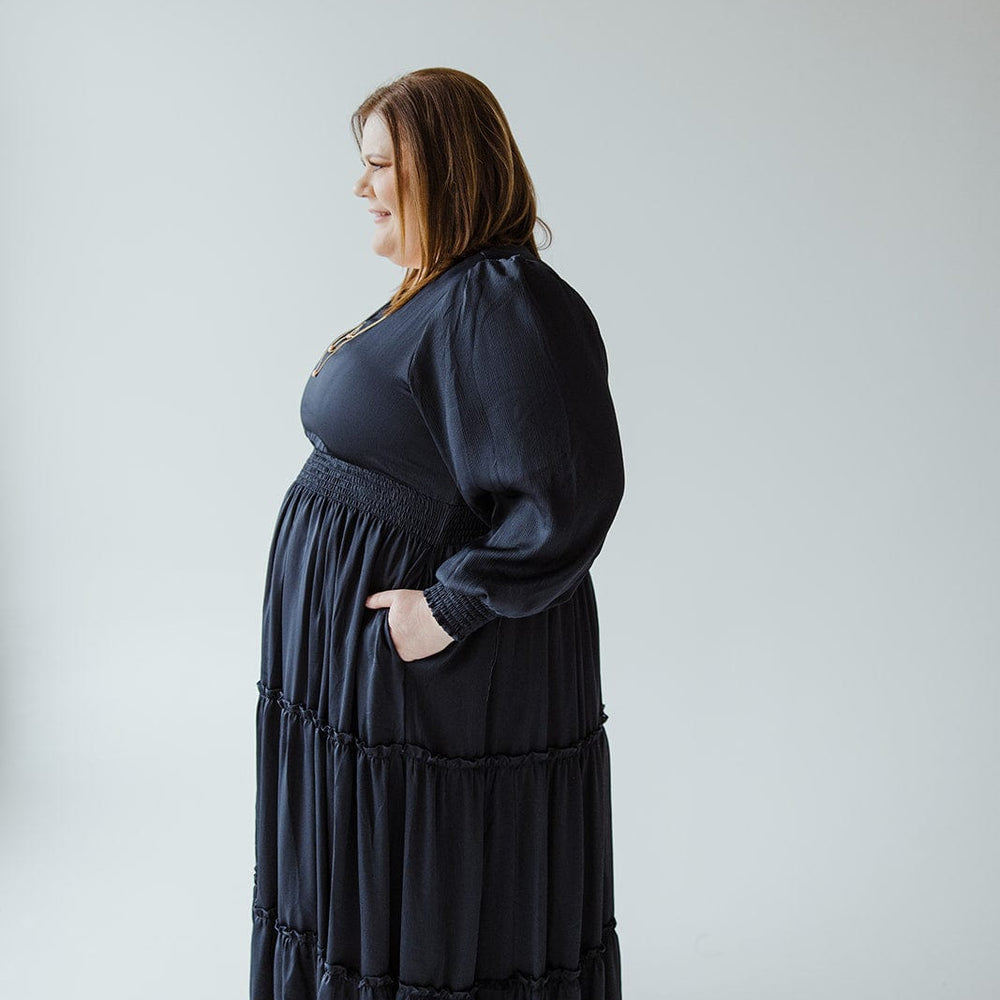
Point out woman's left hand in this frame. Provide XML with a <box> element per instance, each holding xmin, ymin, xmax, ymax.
<box><xmin>365</xmin><ymin>589</ymin><xmax>456</xmax><ymax>661</ymax></box>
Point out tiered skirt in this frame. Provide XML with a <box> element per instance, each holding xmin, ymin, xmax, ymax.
<box><xmin>251</xmin><ymin>447</ymin><xmax>622</xmax><ymax>999</ymax></box>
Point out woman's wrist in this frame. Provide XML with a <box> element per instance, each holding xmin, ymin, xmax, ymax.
<box><xmin>422</xmin><ymin>581</ymin><xmax>498</xmax><ymax>642</ymax></box>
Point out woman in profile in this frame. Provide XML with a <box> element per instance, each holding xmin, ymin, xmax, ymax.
<box><xmin>251</xmin><ymin>67</ymin><xmax>626</xmax><ymax>1000</ymax></box>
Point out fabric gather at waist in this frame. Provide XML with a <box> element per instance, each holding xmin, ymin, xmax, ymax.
<box><xmin>294</xmin><ymin>447</ymin><xmax>489</xmax><ymax>548</ymax></box>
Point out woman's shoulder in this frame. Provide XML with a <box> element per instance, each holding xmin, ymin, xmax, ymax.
<box><xmin>439</xmin><ymin>243</ymin><xmax>593</xmax><ymax>324</ymax></box>
<box><xmin>407</xmin><ymin>243</ymin><xmax>612</xmax><ymax>410</ymax></box>
<box><xmin>409</xmin><ymin>243</ymin><xmax>603</xmax><ymax>383</ymax></box>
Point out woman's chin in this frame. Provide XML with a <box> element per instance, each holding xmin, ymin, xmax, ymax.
<box><xmin>371</xmin><ymin>239</ymin><xmax>400</xmax><ymax>265</ymax></box>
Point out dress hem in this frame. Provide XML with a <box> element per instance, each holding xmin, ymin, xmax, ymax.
<box><xmin>252</xmin><ymin>905</ymin><xmax>620</xmax><ymax>999</ymax></box>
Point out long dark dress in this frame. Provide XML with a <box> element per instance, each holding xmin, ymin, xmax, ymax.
<box><xmin>251</xmin><ymin>242</ymin><xmax>626</xmax><ymax>1000</ymax></box>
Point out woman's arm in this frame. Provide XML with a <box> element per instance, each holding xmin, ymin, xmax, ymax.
<box><xmin>407</xmin><ymin>255</ymin><xmax>626</xmax><ymax>642</ymax></box>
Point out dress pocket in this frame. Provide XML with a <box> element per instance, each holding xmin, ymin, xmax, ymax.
<box><xmin>375</xmin><ymin>605</ymin><xmax>458</xmax><ymax>666</ymax></box>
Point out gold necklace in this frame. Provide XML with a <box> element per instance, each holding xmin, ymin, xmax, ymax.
<box><xmin>311</xmin><ymin>307</ymin><xmax>391</xmax><ymax>377</ymax></box>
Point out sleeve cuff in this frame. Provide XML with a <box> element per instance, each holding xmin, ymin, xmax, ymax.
<box><xmin>422</xmin><ymin>581</ymin><xmax>499</xmax><ymax>642</ymax></box>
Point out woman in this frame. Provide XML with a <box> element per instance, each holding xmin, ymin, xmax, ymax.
<box><xmin>251</xmin><ymin>67</ymin><xmax>626</xmax><ymax>1000</ymax></box>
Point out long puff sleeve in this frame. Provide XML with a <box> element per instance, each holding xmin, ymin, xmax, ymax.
<box><xmin>408</xmin><ymin>255</ymin><xmax>626</xmax><ymax>642</ymax></box>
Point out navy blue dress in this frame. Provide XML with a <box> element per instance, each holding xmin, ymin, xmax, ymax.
<box><xmin>251</xmin><ymin>242</ymin><xmax>626</xmax><ymax>999</ymax></box>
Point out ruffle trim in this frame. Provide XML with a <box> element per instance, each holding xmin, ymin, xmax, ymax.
<box><xmin>258</xmin><ymin>683</ymin><xmax>609</xmax><ymax>771</ymax></box>
<box><xmin>253</xmin><ymin>904</ymin><xmax>617</xmax><ymax>998</ymax></box>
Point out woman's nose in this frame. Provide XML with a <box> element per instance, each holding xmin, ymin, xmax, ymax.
<box><xmin>353</xmin><ymin>173</ymin><xmax>369</xmax><ymax>198</ymax></box>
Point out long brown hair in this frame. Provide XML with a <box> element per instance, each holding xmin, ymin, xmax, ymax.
<box><xmin>351</xmin><ymin>67</ymin><xmax>552</xmax><ymax>317</ymax></box>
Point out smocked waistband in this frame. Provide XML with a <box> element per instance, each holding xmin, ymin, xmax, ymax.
<box><xmin>293</xmin><ymin>447</ymin><xmax>488</xmax><ymax>549</ymax></box>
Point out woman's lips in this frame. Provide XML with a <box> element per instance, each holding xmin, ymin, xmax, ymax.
<box><xmin>372</xmin><ymin>211</ymin><xmax>391</xmax><ymax>223</ymax></box>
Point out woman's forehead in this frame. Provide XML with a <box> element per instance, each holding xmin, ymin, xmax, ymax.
<box><xmin>361</xmin><ymin>113</ymin><xmax>392</xmax><ymax>154</ymax></box>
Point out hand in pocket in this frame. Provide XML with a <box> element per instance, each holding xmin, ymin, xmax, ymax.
<box><xmin>365</xmin><ymin>588</ymin><xmax>456</xmax><ymax>661</ymax></box>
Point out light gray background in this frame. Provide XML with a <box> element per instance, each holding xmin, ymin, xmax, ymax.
<box><xmin>1</xmin><ymin>2</ymin><xmax>997</xmax><ymax>998</ymax></box>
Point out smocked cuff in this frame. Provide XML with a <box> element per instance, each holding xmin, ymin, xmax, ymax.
<box><xmin>422</xmin><ymin>582</ymin><xmax>499</xmax><ymax>642</ymax></box>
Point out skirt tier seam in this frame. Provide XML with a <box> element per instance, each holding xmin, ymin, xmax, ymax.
<box><xmin>252</xmin><ymin>904</ymin><xmax>618</xmax><ymax>998</ymax></box>
<box><xmin>258</xmin><ymin>682</ymin><xmax>609</xmax><ymax>771</ymax></box>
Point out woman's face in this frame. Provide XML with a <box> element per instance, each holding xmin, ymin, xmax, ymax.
<box><xmin>353</xmin><ymin>113</ymin><xmax>422</xmax><ymax>269</ymax></box>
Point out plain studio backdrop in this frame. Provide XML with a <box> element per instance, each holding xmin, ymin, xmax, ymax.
<box><xmin>1</xmin><ymin>2</ymin><xmax>997</xmax><ymax>998</ymax></box>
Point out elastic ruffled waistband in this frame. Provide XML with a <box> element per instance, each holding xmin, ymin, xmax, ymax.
<box><xmin>294</xmin><ymin>447</ymin><xmax>488</xmax><ymax>549</ymax></box>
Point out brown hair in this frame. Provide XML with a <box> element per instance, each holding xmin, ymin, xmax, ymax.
<box><xmin>351</xmin><ymin>67</ymin><xmax>552</xmax><ymax>316</ymax></box>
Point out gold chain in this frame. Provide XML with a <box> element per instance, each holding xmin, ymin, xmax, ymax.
<box><xmin>311</xmin><ymin>308</ymin><xmax>391</xmax><ymax>377</ymax></box>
